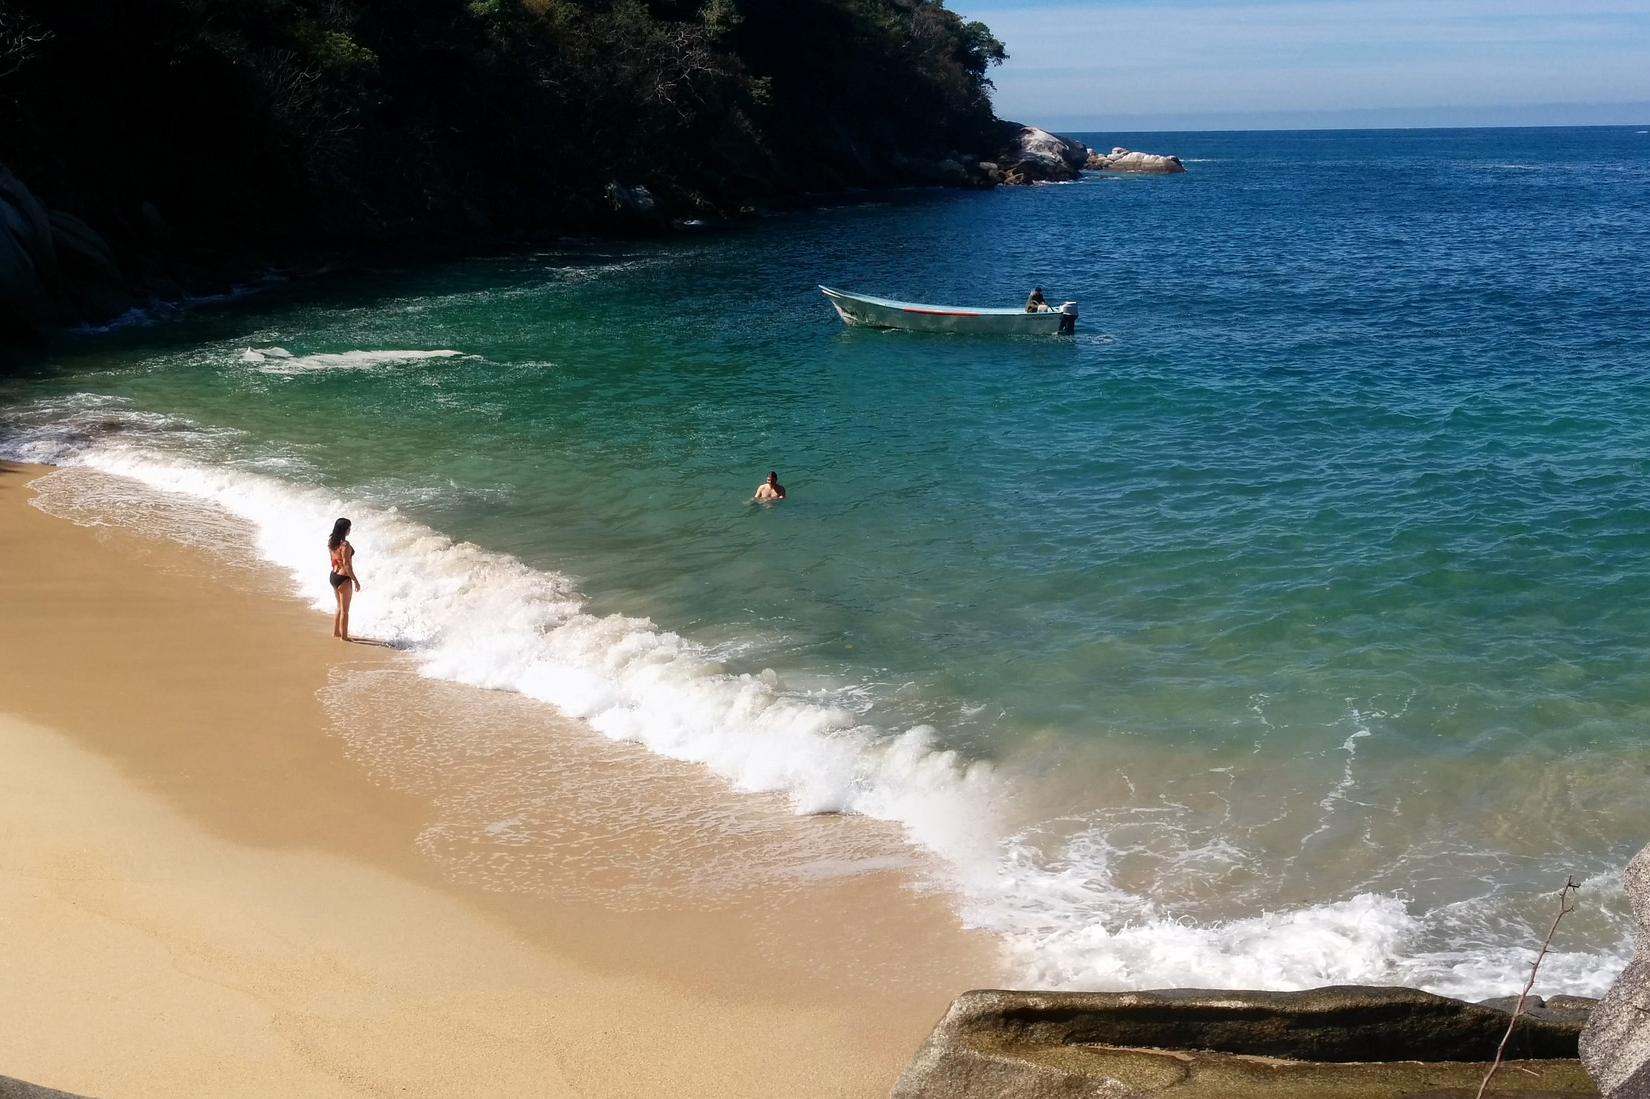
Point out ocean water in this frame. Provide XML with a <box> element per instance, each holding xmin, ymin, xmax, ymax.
<box><xmin>5</xmin><ymin>126</ymin><xmax>1649</xmax><ymax>998</ymax></box>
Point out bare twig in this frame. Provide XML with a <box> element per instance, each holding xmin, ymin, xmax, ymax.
<box><xmin>1475</xmin><ymin>876</ymin><xmax>1581</xmax><ymax>1099</ymax></box>
<box><xmin>0</xmin><ymin>11</ymin><xmax>53</xmax><ymax>83</ymax></box>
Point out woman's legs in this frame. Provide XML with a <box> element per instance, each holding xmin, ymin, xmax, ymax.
<box><xmin>334</xmin><ymin>582</ymin><xmax>345</xmax><ymax>637</ymax></box>
<box><xmin>339</xmin><ymin>581</ymin><xmax>354</xmax><ymax>641</ymax></box>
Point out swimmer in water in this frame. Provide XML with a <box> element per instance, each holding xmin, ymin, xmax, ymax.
<box><xmin>753</xmin><ymin>470</ymin><xmax>786</xmax><ymax>502</ymax></box>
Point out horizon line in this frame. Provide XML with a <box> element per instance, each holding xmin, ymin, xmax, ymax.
<box><xmin>1003</xmin><ymin>98</ymin><xmax>1650</xmax><ymax>135</ymax></box>
<box><xmin>1027</xmin><ymin>121</ymin><xmax>1650</xmax><ymax>135</ymax></box>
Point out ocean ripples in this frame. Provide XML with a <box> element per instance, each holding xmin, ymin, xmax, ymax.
<box><xmin>5</xmin><ymin>125</ymin><xmax>1649</xmax><ymax>999</ymax></box>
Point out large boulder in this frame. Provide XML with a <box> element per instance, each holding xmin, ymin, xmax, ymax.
<box><xmin>603</xmin><ymin>181</ymin><xmax>670</xmax><ymax>233</ymax></box>
<box><xmin>0</xmin><ymin>162</ymin><xmax>61</xmax><ymax>339</ymax></box>
<box><xmin>894</xmin><ymin>985</ymin><xmax>1598</xmax><ymax>1098</ymax></box>
<box><xmin>996</xmin><ymin>123</ymin><xmax>1090</xmax><ymax>184</ymax></box>
<box><xmin>1581</xmin><ymin>843</ymin><xmax>1650</xmax><ymax>1097</ymax></box>
<box><xmin>48</xmin><ymin>210</ymin><xmax>132</xmax><ymax>325</ymax></box>
<box><xmin>1086</xmin><ymin>146</ymin><xmax>1187</xmax><ymax>174</ymax></box>
<box><xmin>2</xmin><ymin>162</ymin><xmax>136</xmax><ymax>343</ymax></box>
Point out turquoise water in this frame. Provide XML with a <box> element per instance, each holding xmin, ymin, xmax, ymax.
<box><xmin>6</xmin><ymin>126</ymin><xmax>1649</xmax><ymax>995</ymax></box>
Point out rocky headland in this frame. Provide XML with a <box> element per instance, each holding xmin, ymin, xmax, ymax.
<box><xmin>0</xmin><ymin>0</ymin><xmax>1018</xmax><ymax>353</ymax></box>
<box><xmin>2</xmin><ymin>119</ymin><xmax>1189</xmax><ymax>350</ymax></box>
<box><xmin>0</xmin><ymin>1</ymin><xmax>1193</xmax><ymax>352</ymax></box>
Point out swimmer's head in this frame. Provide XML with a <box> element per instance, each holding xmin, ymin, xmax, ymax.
<box><xmin>768</xmin><ymin>470</ymin><xmax>779</xmax><ymax>483</ymax></box>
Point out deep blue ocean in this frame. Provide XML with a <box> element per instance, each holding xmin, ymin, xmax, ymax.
<box><xmin>5</xmin><ymin>126</ymin><xmax>1648</xmax><ymax>996</ymax></box>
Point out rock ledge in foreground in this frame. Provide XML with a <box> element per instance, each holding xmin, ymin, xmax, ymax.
<box><xmin>0</xmin><ymin>1075</ymin><xmax>96</xmax><ymax>1099</ymax></box>
<box><xmin>893</xmin><ymin>984</ymin><xmax>1597</xmax><ymax>1098</ymax></box>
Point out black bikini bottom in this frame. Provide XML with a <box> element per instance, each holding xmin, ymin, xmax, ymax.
<box><xmin>329</xmin><ymin>571</ymin><xmax>349</xmax><ymax>589</ymax></box>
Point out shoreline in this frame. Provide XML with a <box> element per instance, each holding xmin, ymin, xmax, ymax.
<box><xmin>0</xmin><ymin>175</ymin><xmax>1003</xmax><ymax>360</ymax></box>
<box><xmin>0</xmin><ymin>461</ymin><xmax>999</xmax><ymax>1097</ymax></box>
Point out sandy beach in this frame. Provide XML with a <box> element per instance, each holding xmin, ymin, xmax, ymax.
<box><xmin>0</xmin><ymin>461</ymin><xmax>998</xmax><ymax>1098</ymax></box>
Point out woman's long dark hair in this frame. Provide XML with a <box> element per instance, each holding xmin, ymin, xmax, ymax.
<box><xmin>328</xmin><ymin>517</ymin><xmax>352</xmax><ymax>551</ymax></box>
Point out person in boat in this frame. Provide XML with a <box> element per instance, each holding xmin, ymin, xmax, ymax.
<box><xmin>1025</xmin><ymin>287</ymin><xmax>1051</xmax><ymax>313</ymax></box>
<box><xmin>753</xmin><ymin>470</ymin><xmax>786</xmax><ymax>502</ymax></box>
<box><xmin>327</xmin><ymin>517</ymin><xmax>362</xmax><ymax>641</ymax></box>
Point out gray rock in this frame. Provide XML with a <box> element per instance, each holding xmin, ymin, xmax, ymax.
<box><xmin>1483</xmin><ymin>996</ymin><xmax>1535</xmax><ymax>1014</ymax></box>
<box><xmin>1581</xmin><ymin>843</ymin><xmax>1650</xmax><ymax>1097</ymax></box>
<box><xmin>0</xmin><ymin>1075</ymin><xmax>96</xmax><ymax>1099</ymax></box>
<box><xmin>605</xmin><ymin>181</ymin><xmax>656</xmax><ymax>214</ymax></box>
<box><xmin>1</xmin><ymin>162</ymin><xmax>137</xmax><ymax>340</ymax></box>
<box><xmin>1480</xmin><ymin>995</ymin><xmax>1598</xmax><ymax>1027</ymax></box>
<box><xmin>894</xmin><ymin>985</ymin><xmax>1597</xmax><ymax>1098</ymax></box>
<box><xmin>1085</xmin><ymin>146</ymin><xmax>1187</xmax><ymax>174</ymax></box>
<box><xmin>0</xmin><ymin>161</ymin><xmax>60</xmax><ymax>338</ymax></box>
<box><xmin>48</xmin><ymin>210</ymin><xmax>132</xmax><ymax>325</ymax></box>
<box><xmin>996</xmin><ymin>123</ymin><xmax>1089</xmax><ymax>184</ymax></box>
<box><xmin>603</xmin><ymin>181</ymin><xmax>669</xmax><ymax>232</ymax></box>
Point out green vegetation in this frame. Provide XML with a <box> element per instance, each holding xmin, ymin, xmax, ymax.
<box><xmin>0</xmin><ymin>0</ymin><xmax>1007</xmax><ymax>261</ymax></box>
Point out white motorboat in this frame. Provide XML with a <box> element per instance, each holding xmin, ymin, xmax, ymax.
<box><xmin>819</xmin><ymin>285</ymin><xmax>1077</xmax><ymax>335</ymax></box>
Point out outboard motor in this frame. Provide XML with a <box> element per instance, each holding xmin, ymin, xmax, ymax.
<box><xmin>1058</xmin><ymin>301</ymin><xmax>1079</xmax><ymax>335</ymax></box>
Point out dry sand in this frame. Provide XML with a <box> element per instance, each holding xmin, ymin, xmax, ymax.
<box><xmin>0</xmin><ymin>462</ymin><xmax>999</xmax><ymax>1098</ymax></box>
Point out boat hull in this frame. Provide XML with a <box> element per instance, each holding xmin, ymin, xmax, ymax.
<box><xmin>820</xmin><ymin>286</ymin><xmax>1075</xmax><ymax>335</ymax></box>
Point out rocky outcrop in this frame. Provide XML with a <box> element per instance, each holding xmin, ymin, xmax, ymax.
<box><xmin>1481</xmin><ymin>994</ymin><xmax>1600</xmax><ymax>1028</ymax></box>
<box><xmin>996</xmin><ymin>123</ymin><xmax>1090</xmax><ymax>184</ymax></box>
<box><xmin>48</xmin><ymin>211</ymin><xmax>131</xmax><ymax>324</ymax></box>
<box><xmin>603</xmin><ymin>181</ymin><xmax>670</xmax><ymax>233</ymax></box>
<box><xmin>1581</xmin><ymin>843</ymin><xmax>1650</xmax><ymax>1097</ymax></box>
<box><xmin>1086</xmin><ymin>147</ymin><xmax>1187</xmax><ymax>174</ymax></box>
<box><xmin>894</xmin><ymin>985</ymin><xmax>1598</xmax><ymax>1098</ymax></box>
<box><xmin>1</xmin><ymin>163</ymin><xmax>61</xmax><ymax>339</ymax></box>
<box><xmin>885</xmin><ymin>153</ymin><xmax>1000</xmax><ymax>189</ymax></box>
<box><xmin>0</xmin><ymin>1075</ymin><xmax>96</xmax><ymax>1099</ymax></box>
<box><xmin>2</xmin><ymin>162</ymin><xmax>137</xmax><ymax>344</ymax></box>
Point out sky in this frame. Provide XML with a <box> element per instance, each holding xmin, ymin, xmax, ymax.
<box><xmin>956</xmin><ymin>0</ymin><xmax>1650</xmax><ymax>131</ymax></box>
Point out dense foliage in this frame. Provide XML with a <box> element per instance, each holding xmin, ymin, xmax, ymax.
<box><xmin>0</xmin><ymin>0</ymin><xmax>1005</xmax><ymax>260</ymax></box>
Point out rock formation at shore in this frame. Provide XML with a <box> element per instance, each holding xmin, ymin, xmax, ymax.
<box><xmin>1087</xmin><ymin>146</ymin><xmax>1188</xmax><ymax>173</ymax></box>
<box><xmin>0</xmin><ymin>0</ymin><xmax>1022</xmax><ymax>351</ymax></box>
<box><xmin>1581</xmin><ymin>841</ymin><xmax>1650</xmax><ymax>1097</ymax></box>
<box><xmin>994</xmin><ymin>123</ymin><xmax>1092</xmax><ymax>184</ymax></box>
<box><xmin>893</xmin><ymin>985</ymin><xmax>1598</xmax><ymax>1097</ymax></box>
<box><xmin>989</xmin><ymin>129</ymin><xmax>1188</xmax><ymax>184</ymax></box>
<box><xmin>0</xmin><ymin>164</ymin><xmax>137</xmax><ymax>341</ymax></box>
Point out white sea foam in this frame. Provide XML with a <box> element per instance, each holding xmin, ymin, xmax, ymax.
<box><xmin>0</xmin><ymin>402</ymin><xmax>1635</xmax><ymax>999</ymax></box>
<box><xmin>240</xmin><ymin>346</ymin><xmax>465</xmax><ymax>373</ymax></box>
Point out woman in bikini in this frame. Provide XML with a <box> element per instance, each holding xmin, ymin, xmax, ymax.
<box><xmin>327</xmin><ymin>517</ymin><xmax>362</xmax><ymax>641</ymax></box>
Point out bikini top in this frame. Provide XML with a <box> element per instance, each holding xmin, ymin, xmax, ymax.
<box><xmin>331</xmin><ymin>541</ymin><xmax>351</xmax><ymax>571</ymax></box>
